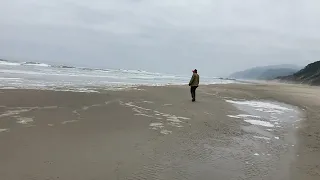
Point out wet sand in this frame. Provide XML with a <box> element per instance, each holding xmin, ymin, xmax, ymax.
<box><xmin>0</xmin><ymin>83</ymin><xmax>319</xmax><ymax>180</ymax></box>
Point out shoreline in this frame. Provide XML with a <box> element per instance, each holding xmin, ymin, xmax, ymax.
<box><xmin>0</xmin><ymin>83</ymin><xmax>319</xmax><ymax>179</ymax></box>
<box><xmin>207</xmin><ymin>83</ymin><xmax>320</xmax><ymax>179</ymax></box>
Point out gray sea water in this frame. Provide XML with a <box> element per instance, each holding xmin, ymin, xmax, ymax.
<box><xmin>0</xmin><ymin>59</ymin><xmax>235</xmax><ymax>92</ymax></box>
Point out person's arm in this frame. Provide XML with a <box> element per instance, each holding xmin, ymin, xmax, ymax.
<box><xmin>189</xmin><ymin>74</ymin><xmax>195</xmax><ymax>86</ymax></box>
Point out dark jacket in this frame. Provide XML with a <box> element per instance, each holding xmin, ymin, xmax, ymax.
<box><xmin>189</xmin><ymin>73</ymin><xmax>200</xmax><ymax>86</ymax></box>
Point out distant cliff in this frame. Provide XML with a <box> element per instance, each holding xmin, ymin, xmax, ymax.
<box><xmin>229</xmin><ymin>64</ymin><xmax>299</xmax><ymax>80</ymax></box>
<box><xmin>278</xmin><ymin>61</ymin><xmax>320</xmax><ymax>85</ymax></box>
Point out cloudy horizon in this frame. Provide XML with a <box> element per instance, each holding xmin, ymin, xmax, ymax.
<box><xmin>0</xmin><ymin>0</ymin><xmax>319</xmax><ymax>76</ymax></box>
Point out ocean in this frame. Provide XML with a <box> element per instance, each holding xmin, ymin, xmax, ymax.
<box><xmin>0</xmin><ymin>59</ymin><xmax>235</xmax><ymax>92</ymax></box>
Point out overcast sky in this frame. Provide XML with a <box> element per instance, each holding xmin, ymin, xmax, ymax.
<box><xmin>0</xmin><ymin>0</ymin><xmax>319</xmax><ymax>76</ymax></box>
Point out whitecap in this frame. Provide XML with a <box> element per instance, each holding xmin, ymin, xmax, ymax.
<box><xmin>0</xmin><ymin>61</ymin><xmax>20</xmax><ymax>66</ymax></box>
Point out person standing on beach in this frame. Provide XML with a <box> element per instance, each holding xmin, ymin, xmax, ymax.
<box><xmin>189</xmin><ymin>69</ymin><xmax>200</xmax><ymax>102</ymax></box>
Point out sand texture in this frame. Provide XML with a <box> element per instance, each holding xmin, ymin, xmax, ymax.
<box><xmin>0</xmin><ymin>83</ymin><xmax>319</xmax><ymax>180</ymax></box>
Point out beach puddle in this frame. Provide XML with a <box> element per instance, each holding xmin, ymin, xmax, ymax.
<box><xmin>226</xmin><ymin>99</ymin><xmax>301</xmax><ymax>163</ymax></box>
<box><xmin>226</xmin><ymin>99</ymin><xmax>300</xmax><ymax>129</ymax></box>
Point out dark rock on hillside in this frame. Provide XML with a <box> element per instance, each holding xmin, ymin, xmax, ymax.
<box><xmin>277</xmin><ymin>61</ymin><xmax>320</xmax><ymax>85</ymax></box>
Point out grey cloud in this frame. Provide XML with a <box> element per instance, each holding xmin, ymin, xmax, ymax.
<box><xmin>0</xmin><ymin>0</ymin><xmax>320</xmax><ymax>76</ymax></box>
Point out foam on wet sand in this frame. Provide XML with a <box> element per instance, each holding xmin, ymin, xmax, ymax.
<box><xmin>244</xmin><ymin>120</ymin><xmax>275</xmax><ymax>127</ymax></box>
<box><xmin>0</xmin><ymin>129</ymin><xmax>8</xmax><ymax>132</ymax></box>
<box><xmin>120</xmin><ymin>101</ymin><xmax>189</xmax><ymax>135</ymax></box>
<box><xmin>253</xmin><ymin>136</ymin><xmax>271</xmax><ymax>140</ymax></box>
<box><xmin>16</xmin><ymin>117</ymin><xmax>34</xmax><ymax>124</ymax></box>
<box><xmin>226</xmin><ymin>100</ymin><xmax>294</xmax><ymax>112</ymax></box>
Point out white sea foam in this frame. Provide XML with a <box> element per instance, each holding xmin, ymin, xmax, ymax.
<box><xmin>0</xmin><ymin>77</ymin><xmax>22</xmax><ymax>80</ymax></box>
<box><xmin>227</xmin><ymin>115</ymin><xmax>242</xmax><ymax>119</ymax></box>
<box><xmin>226</xmin><ymin>100</ymin><xmax>293</xmax><ymax>113</ymax></box>
<box><xmin>168</xmin><ymin>122</ymin><xmax>183</xmax><ymax>128</ymax></box>
<box><xmin>149</xmin><ymin>123</ymin><xmax>164</xmax><ymax>129</ymax></box>
<box><xmin>228</xmin><ymin>114</ymin><xmax>261</xmax><ymax>119</ymax></box>
<box><xmin>253</xmin><ymin>136</ymin><xmax>271</xmax><ymax>140</ymax></box>
<box><xmin>256</xmin><ymin>108</ymin><xmax>284</xmax><ymax>114</ymax></box>
<box><xmin>82</xmin><ymin>106</ymin><xmax>89</xmax><ymax>110</ymax></box>
<box><xmin>244</xmin><ymin>120</ymin><xmax>274</xmax><ymax>127</ymax></box>
<box><xmin>0</xmin><ymin>129</ymin><xmax>8</xmax><ymax>132</ymax></box>
<box><xmin>177</xmin><ymin>116</ymin><xmax>190</xmax><ymax>120</ymax></box>
<box><xmin>121</xmin><ymin>101</ymin><xmax>189</xmax><ymax>134</ymax></box>
<box><xmin>16</xmin><ymin>117</ymin><xmax>34</xmax><ymax>124</ymax></box>
<box><xmin>0</xmin><ymin>69</ymin><xmax>45</xmax><ymax>75</ymax></box>
<box><xmin>0</xmin><ymin>109</ymin><xmax>32</xmax><ymax>118</ymax></box>
<box><xmin>22</xmin><ymin>62</ymin><xmax>50</xmax><ymax>67</ymax></box>
<box><xmin>0</xmin><ymin>61</ymin><xmax>20</xmax><ymax>66</ymax></box>
<box><xmin>204</xmin><ymin>112</ymin><xmax>214</xmax><ymax>116</ymax></box>
<box><xmin>134</xmin><ymin>113</ymin><xmax>154</xmax><ymax>118</ymax></box>
<box><xmin>61</xmin><ymin>120</ymin><xmax>78</xmax><ymax>124</ymax></box>
<box><xmin>160</xmin><ymin>130</ymin><xmax>172</xmax><ymax>135</ymax></box>
<box><xmin>166</xmin><ymin>117</ymin><xmax>183</xmax><ymax>123</ymax></box>
<box><xmin>254</xmin><ymin>153</ymin><xmax>260</xmax><ymax>156</ymax></box>
<box><xmin>237</xmin><ymin>114</ymin><xmax>261</xmax><ymax>118</ymax></box>
<box><xmin>142</xmin><ymin>101</ymin><xmax>154</xmax><ymax>104</ymax></box>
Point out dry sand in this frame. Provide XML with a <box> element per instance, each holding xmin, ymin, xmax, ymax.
<box><xmin>0</xmin><ymin>83</ymin><xmax>319</xmax><ymax>180</ymax></box>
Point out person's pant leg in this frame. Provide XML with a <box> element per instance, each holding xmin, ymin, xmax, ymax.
<box><xmin>191</xmin><ymin>86</ymin><xmax>196</xmax><ymax>100</ymax></box>
<box><xmin>194</xmin><ymin>86</ymin><xmax>198</xmax><ymax>100</ymax></box>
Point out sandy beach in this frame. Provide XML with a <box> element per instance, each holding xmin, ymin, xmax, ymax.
<box><xmin>0</xmin><ymin>83</ymin><xmax>320</xmax><ymax>180</ymax></box>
